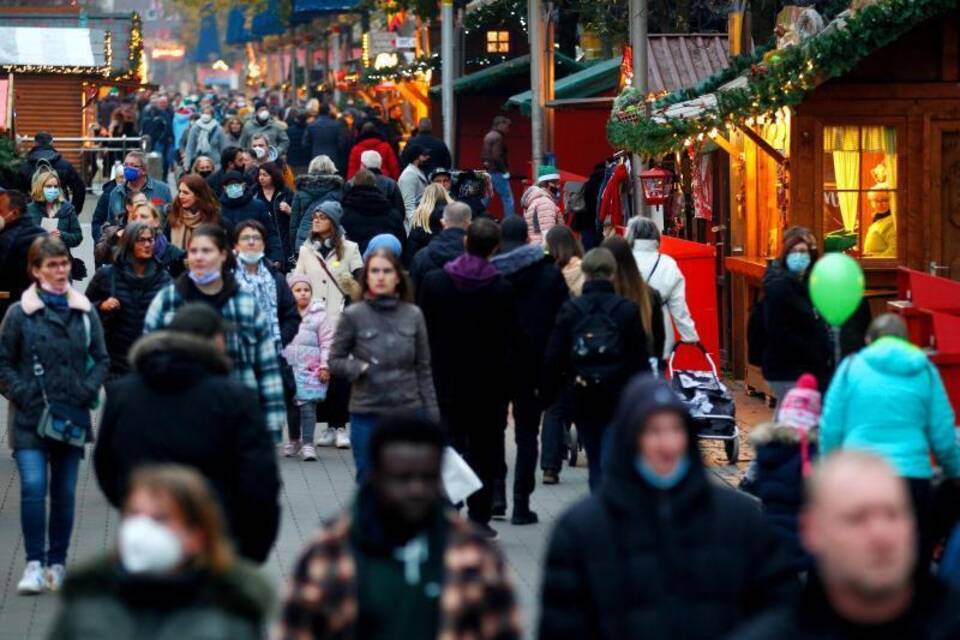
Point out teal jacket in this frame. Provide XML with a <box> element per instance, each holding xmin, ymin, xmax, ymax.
<box><xmin>24</xmin><ymin>200</ymin><xmax>82</xmax><ymax>248</ymax></box>
<box><xmin>821</xmin><ymin>337</ymin><xmax>960</xmax><ymax>479</ymax></box>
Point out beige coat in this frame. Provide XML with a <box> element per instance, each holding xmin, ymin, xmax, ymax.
<box><xmin>562</xmin><ymin>256</ymin><xmax>584</xmax><ymax>297</ymax></box>
<box><xmin>294</xmin><ymin>239</ymin><xmax>363</xmax><ymax>325</ymax></box>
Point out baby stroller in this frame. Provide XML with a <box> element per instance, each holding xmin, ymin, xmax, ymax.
<box><xmin>668</xmin><ymin>342</ymin><xmax>740</xmax><ymax>464</ymax></box>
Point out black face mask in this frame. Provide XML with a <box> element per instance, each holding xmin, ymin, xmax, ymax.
<box><xmin>197</xmin><ymin>170</ymin><xmax>213</xmax><ymax>178</ymax></box>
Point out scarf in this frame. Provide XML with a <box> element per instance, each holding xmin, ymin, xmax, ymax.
<box><xmin>193</xmin><ymin>119</ymin><xmax>218</xmax><ymax>155</ymax></box>
<box><xmin>170</xmin><ymin>210</ymin><xmax>203</xmax><ymax>250</ymax></box>
<box><xmin>234</xmin><ymin>261</ymin><xmax>280</xmax><ymax>345</ymax></box>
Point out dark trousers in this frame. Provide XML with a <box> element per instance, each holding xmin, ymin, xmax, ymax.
<box><xmin>510</xmin><ymin>385</ymin><xmax>543</xmax><ymax>500</ymax></box>
<box><xmin>444</xmin><ymin>403</ymin><xmax>506</xmax><ymax>525</ymax></box>
<box><xmin>541</xmin><ymin>393</ymin><xmax>572</xmax><ymax>472</ymax></box>
<box><xmin>578</xmin><ymin>417</ymin><xmax>611</xmax><ymax>492</ymax></box>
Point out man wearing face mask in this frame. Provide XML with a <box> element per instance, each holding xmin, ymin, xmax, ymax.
<box><xmin>218</xmin><ymin>172</ymin><xmax>284</xmax><ymax>266</ymax></box>
<box><xmin>240</xmin><ymin>102</ymin><xmax>289</xmax><ymax>157</ymax></box>
<box><xmin>99</xmin><ymin>151</ymin><xmax>172</xmax><ymax>242</ymax></box>
<box><xmin>53</xmin><ymin>464</ymin><xmax>273</xmax><ymax>639</ymax></box>
<box><xmin>539</xmin><ymin>376</ymin><xmax>798</xmax><ymax>640</ymax></box>
<box><xmin>521</xmin><ymin>165</ymin><xmax>563</xmax><ymax>244</ymax></box>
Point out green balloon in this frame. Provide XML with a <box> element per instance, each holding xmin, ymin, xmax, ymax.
<box><xmin>809</xmin><ymin>253</ymin><xmax>865</xmax><ymax>327</ymax></box>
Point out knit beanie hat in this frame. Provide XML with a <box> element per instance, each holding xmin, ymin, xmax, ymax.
<box><xmin>363</xmin><ymin>233</ymin><xmax>402</xmax><ymax>260</ymax></box>
<box><xmin>776</xmin><ymin>373</ymin><xmax>821</xmax><ymax>431</ymax></box>
<box><xmin>360</xmin><ymin>150</ymin><xmax>382</xmax><ymax>170</ymax></box>
<box><xmin>309</xmin><ymin>200</ymin><xmax>344</xmax><ymax>227</ymax></box>
<box><xmin>286</xmin><ymin>273</ymin><xmax>312</xmax><ymax>290</ymax></box>
<box><xmin>537</xmin><ymin>164</ymin><xmax>560</xmax><ymax>184</ymax></box>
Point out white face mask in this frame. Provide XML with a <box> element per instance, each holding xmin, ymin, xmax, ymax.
<box><xmin>200</xmin><ymin>113</ymin><xmax>213</xmax><ymax>124</ymax></box>
<box><xmin>252</xmin><ymin>146</ymin><xmax>267</xmax><ymax>159</ymax></box>
<box><xmin>119</xmin><ymin>515</ymin><xmax>184</xmax><ymax>574</ymax></box>
<box><xmin>257</xmin><ymin>110</ymin><xmax>270</xmax><ymax>122</ymax></box>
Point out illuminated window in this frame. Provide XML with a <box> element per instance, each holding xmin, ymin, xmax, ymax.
<box><xmin>486</xmin><ymin>30</ymin><xmax>510</xmax><ymax>54</ymax></box>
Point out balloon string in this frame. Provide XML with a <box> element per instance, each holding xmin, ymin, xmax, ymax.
<box><xmin>832</xmin><ymin>325</ymin><xmax>843</xmax><ymax>370</ymax></box>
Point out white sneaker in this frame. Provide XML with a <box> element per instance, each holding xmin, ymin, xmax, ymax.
<box><xmin>335</xmin><ymin>427</ymin><xmax>351</xmax><ymax>449</ymax></box>
<box><xmin>301</xmin><ymin>444</ymin><xmax>317</xmax><ymax>461</ymax></box>
<box><xmin>283</xmin><ymin>441</ymin><xmax>300</xmax><ymax>457</ymax></box>
<box><xmin>17</xmin><ymin>561</ymin><xmax>45</xmax><ymax>595</ymax></box>
<box><xmin>316</xmin><ymin>429</ymin><xmax>336</xmax><ymax>447</ymax></box>
<box><xmin>46</xmin><ymin>564</ymin><xmax>66</xmax><ymax>592</ymax></box>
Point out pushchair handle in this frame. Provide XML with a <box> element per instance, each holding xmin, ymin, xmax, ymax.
<box><xmin>667</xmin><ymin>341</ymin><xmax>720</xmax><ymax>384</ymax></box>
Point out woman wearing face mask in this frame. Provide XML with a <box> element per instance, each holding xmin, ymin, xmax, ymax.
<box><xmin>49</xmin><ymin>464</ymin><xmax>273</xmax><ymax>639</ymax></box>
<box><xmin>25</xmin><ymin>169</ymin><xmax>83</xmax><ymax>278</ymax></box>
<box><xmin>166</xmin><ymin>174</ymin><xmax>223</xmax><ymax>252</ymax></box>
<box><xmin>0</xmin><ymin>236</ymin><xmax>109</xmax><ymax>595</ymax></box>
<box><xmin>191</xmin><ymin>155</ymin><xmax>216</xmax><ymax>180</ymax></box>
<box><xmin>253</xmin><ymin>161</ymin><xmax>295</xmax><ymax>263</ymax></box>
<box><xmin>223</xmin><ymin>116</ymin><xmax>244</xmax><ymax>148</ymax></box>
<box><xmin>760</xmin><ymin>226</ymin><xmax>832</xmax><ymax>401</ymax></box>
<box><xmin>539</xmin><ymin>377</ymin><xmax>797</xmax><ymax>640</ymax></box>
<box><xmin>219</xmin><ymin>171</ymin><xmax>284</xmax><ymax>265</ymax></box>
<box><xmin>86</xmin><ymin>222</ymin><xmax>172</xmax><ymax>377</ymax></box>
<box><xmin>185</xmin><ymin>106</ymin><xmax>226</xmax><ymax>170</ymax></box>
<box><xmin>329</xmin><ymin>248</ymin><xmax>439</xmax><ymax>481</ymax></box>
<box><xmin>520</xmin><ymin>167</ymin><xmax>563</xmax><ymax>244</ymax></box>
<box><xmin>144</xmin><ymin>224</ymin><xmax>287</xmax><ymax>441</ymax></box>
<box><xmin>132</xmin><ymin>203</ymin><xmax>186</xmax><ymax>278</ymax></box>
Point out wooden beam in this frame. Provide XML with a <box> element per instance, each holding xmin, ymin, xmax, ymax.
<box><xmin>738</xmin><ymin>124</ymin><xmax>787</xmax><ymax>165</ymax></box>
<box><xmin>709</xmin><ymin>130</ymin><xmax>737</xmax><ymax>156</ymax></box>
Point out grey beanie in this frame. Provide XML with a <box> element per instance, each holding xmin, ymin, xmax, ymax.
<box><xmin>310</xmin><ymin>200</ymin><xmax>344</xmax><ymax>227</ymax></box>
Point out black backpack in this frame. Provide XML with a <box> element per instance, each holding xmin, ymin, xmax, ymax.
<box><xmin>747</xmin><ymin>297</ymin><xmax>766</xmax><ymax>366</ymax></box>
<box><xmin>569</xmin><ymin>296</ymin><xmax>627</xmax><ymax>393</ymax></box>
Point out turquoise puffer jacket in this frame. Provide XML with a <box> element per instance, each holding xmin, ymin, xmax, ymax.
<box><xmin>821</xmin><ymin>337</ymin><xmax>960</xmax><ymax>479</ymax></box>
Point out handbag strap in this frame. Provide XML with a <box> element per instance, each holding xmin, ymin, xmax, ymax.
<box><xmin>21</xmin><ymin>315</ymin><xmax>49</xmax><ymax>405</ymax></box>
<box><xmin>314</xmin><ymin>250</ymin><xmax>348</xmax><ymax>299</ymax></box>
<box><xmin>646</xmin><ymin>254</ymin><xmax>662</xmax><ymax>282</ymax></box>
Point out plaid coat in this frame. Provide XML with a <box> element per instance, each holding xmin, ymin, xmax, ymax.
<box><xmin>143</xmin><ymin>279</ymin><xmax>286</xmax><ymax>438</ymax></box>
<box><xmin>275</xmin><ymin>510</ymin><xmax>522</xmax><ymax>640</ymax></box>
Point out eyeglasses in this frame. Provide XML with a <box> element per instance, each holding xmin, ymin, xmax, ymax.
<box><xmin>238</xmin><ymin>234</ymin><xmax>263</xmax><ymax>243</ymax></box>
<box><xmin>136</xmin><ymin>237</ymin><xmax>155</xmax><ymax>245</ymax></box>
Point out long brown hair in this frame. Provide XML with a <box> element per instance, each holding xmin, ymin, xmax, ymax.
<box><xmin>126</xmin><ymin>465</ymin><xmax>234</xmax><ymax>575</ymax></box>
<box><xmin>602</xmin><ymin>236</ymin><xmax>655</xmax><ymax>350</ymax></box>
<box><xmin>360</xmin><ymin>248</ymin><xmax>411</xmax><ymax>302</ymax></box>
<box><xmin>545</xmin><ymin>225</ymin><xmax>583</xmax><ymax>269</ymax></box>
<box><xmin>168</xmin><ymin>174</ymin><xmax>220</xmax><ymax>229</ymax></box>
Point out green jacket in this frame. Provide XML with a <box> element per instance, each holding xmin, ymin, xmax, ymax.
<box><xmin>48</xmin><ymin>556</ymin><xmax>273</xmax><ymax>640</ymax></box>
<box><xmin>25</xmin><ymin>200</ymin><xmax>83</xmax><ymax>248</ymax></box>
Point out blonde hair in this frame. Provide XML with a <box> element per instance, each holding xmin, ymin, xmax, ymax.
<box><xmin>307</xmin><ymin>155</ymin><xmax>338</xmax><ymax>176</ymax></box>
<box><xmin>126</xmin><ymin>465</ymin><xmax>235</xmax><ymax>575</ymax></box>
<box><xmin>30</xmin><ymin>168</ymin><xmax>62</xmax><ymax>204</ymax></box>
<box><xmin>133</xmin><ymin>202</ymin><xmax>162</xmax><ymax>224</ymax></box>
<box><xmin>412</xmin><ymin>184</ymin><xmax>453</xmax><ymax>233</ymax></box>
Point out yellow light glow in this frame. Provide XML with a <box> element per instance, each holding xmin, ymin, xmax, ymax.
<box><xmin>212</xmin><ymin>59</ymin><xmax>229</xmax><ymax>71</ymax></box>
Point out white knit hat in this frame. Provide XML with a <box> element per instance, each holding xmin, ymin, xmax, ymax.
<box><xmin>360</xmin><ymin>150</ymin><xmax>382</xmax><ymax>170</ymax></box>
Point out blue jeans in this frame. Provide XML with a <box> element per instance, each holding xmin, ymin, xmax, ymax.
<box><xmin>349</xmin><ymin>413</ymin><xmax>381</xmax><ymax>483</ymax></box>
<box><xmin>14</xmin><ymin>447</ymin><xmax>82</xmax><ymax>565</ymax></box>
<box><xmin>489</xmin><ymin>171</ymin><xmax>515</xmax><ymax>218</ymax></box>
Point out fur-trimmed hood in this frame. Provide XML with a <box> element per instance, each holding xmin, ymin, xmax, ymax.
<box><xmin>130</xmin><ymin>331</ymin><xmax>231</xmax><ymax>392</ymax></box>
<box><xmin>20</xmin><ymin>284</ymin><xmax>91</xmax><ymax>315</ymax></box>
<box><xmin>749</xmin><ymin>421</ymin><xmax>819</xmax><ymax>446</ymax></box>
<box><xmin>295</xmin><ymin>172</ymin><xmax>344</xmax><ymax>195</ymax></box>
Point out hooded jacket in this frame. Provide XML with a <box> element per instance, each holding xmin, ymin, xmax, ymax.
<box><xmin>0</xmin><ymin>215</ymin><xmax>45</xmax><ymax>319</ymax></box>
<box><xmin>290</xmin><ymin>173</ymin><xmax>344</xmax><ymax>251</ymax></box>
<box><xmin>820</xmin><ymin>337</ymin><xmax>960</xmax><ymax>479</ymax></box>
<box><xmin>94</xmin><ymin>331</ymin><xmax>281</xmax><ymax>563</ymax></box>
<box><xmin>521</xmin><ymin>186</ymin><xmax>561</xmax><ymax>245</ymax></box>
<box><xmin>346</xmin><ymin>132</ymin><xmax>400</xmax><ymax>180</ymax></box>
<box><xmin>49</xmin><ymin>555</ymin><xmax>273</xmax><ymax>640</ymax></box>
<box><xmin>340</xmin><ymin>184</ymin><xmax>406</xmax><ymax>257</ymax></box>
<box><xmin>418</xmin><ymin>255</ymin><xmax>518</xmax><ymax>407</ymax></box>
<box><xmin>410</xmin><ymin>227</ymin><xmax>466</xmax><ymax>290</ymax></box>
<box><xmin>219</xmin><ymin>189</ymin><xmax>284</xmax><ymax>264</ymax></box>
<box><xmin>539</xmin><ymin>376</ymin><xmax>798</xmax><ymax>640</ymax></box>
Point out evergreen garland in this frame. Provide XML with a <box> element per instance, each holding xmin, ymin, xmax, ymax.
<box><xmin>608</xmin><ymin>0</ymin><xmax>955</xmax><ymax>156</ymax></box>
<box><xmin>464</xmin><ymin>0</ymin><xmax>527</xmax><ymax>34</ymax></box>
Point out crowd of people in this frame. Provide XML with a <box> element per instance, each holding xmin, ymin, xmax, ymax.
<box><xmin>0</xmin><ymin>87</ymin><xmax>959</xmax><ymax>639</ymax></box>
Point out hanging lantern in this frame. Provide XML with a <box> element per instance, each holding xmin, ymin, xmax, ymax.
<box><xmin>639</xmin><ymin>166</ymin><xmax>674</xmax><ymax>206</ymax></box>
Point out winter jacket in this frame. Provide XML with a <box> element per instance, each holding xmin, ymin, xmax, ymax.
<box><xmin>367</xmin><ymin>167</ymin><xmax>405</xmax><ymax>216</ymax></box>
<box><xmin>91</xmin><ymin>180</ymin><xmax>119</xmax><ymax>243</ymax></box>
<box><xmin>820</xmin><ymin>336</ymin><xmax>960</xmax><ymax>479</ymax></box>
<box><xmin>542</xmin><ymin>279</ymin><xmax>649</xmax><ymax>423</ymax></box>
<box><xmin>400</xmin><ymin>132</ymin><xmax>452</xmax><ymax>176</ymax></box>
<box><xmin>303</xmin><ymin>115</ymin><xmax>351</xmax><ymax>174</ymax></box>
<box><xmin>289</xmin><ymin>173</ymin><xmax>344</xmax><ymax>252</ymax></box>
<box><xmin>143</xmin><ymin>275</ymin><xmax>286</xmax><ymax>438</ymax></box>
<box><xmin>293</xmin><ymin>240</ymin><xmax>363</xmax><ymax>328</ymax></box>
<box><xmin>561</xmin><ymin>256</ymin><xmax>584</xmax><ymax>296</ymax></box>
<box><xmin>276</xmin><ymin>500</ymin><xmax>520</xmax><ymax>640</ymax></box>
<box><xmin>520</xmin><ymin>186</ymin><xmax>561</xmax><ymax>245</ymax></box>
<box><xmin>48</xmin><ymin>555</ymin><xmax>273</xmax><ymax>640</ymax></box>
<box><xmin>285</xmin><ymin>119</ymin><xmax>311</xmax><ymax>168</ymax></box>
<box><xmin>405</xmin><ymin>226</ymin><xmax>432</xmax><ymax>266</ymax></box>
<box><xmin>480</xmin><ymin>129</ymin><xmax>508</xmax><ymax>173</ymax></box>
<box><xmin>24</xmin><ymin>200</ymin><xmax>83</xmax><ymax>248</ymax></box>
<box><xmin>539</xmin><ymin>376</ymin><xmax>798</xmax><ymax>640</ymax></box>
<box><xmin>418</xmin><ymin>255</ymin><xmax>518</xmax><ymax>408</ymax></box>
<box><xmin>185</xmin><ymin>119</ymin><xmax>227</xmax><ymax>168</ymax></box>
<box><xmin>253</xmin><ymin>186</ymin><xmax>295</xmax><ymax>261</ymax></box>
<box><xmin>346</xmin><ymin>133</ymin><xmax>400</xmax><ymax>180</ymax></box>
<box><xmin>759</xmin><ymin>262</ymin><xmax>831</xmax><ymax>384</ymax></box>
<box><xmin>328</xmin><ymin>296</ymin><xmax>439</xmax><ymax>421</ymax></box>
<box><xmin>0</xmin><ymin>216</ymin><xmax>45</xmax><ymax>319</ymax></box>
<box><xmin>398</xmin><ymin>164</ymin><xmax>428</xmax><ymax>227</ymax></box>
<box><xmin>0</xmin><ymin>286</ymin><xmax>109</xmax><ymax>450</ymax></box>
<box><xmin>491</xmin><ymin>244</ymin><xmax>569</xmax><ymax>384</ymax></box>
<box><xmin>85</xmin><ymin>258</ymin><xmax>172</xmax><ymax>374</ymax></box>
<box><xmin>282</xmin><ymin>301</ymin><xmax>334</xmax><ymax>391</ymax></box>
<box><xmin>218</xmin><ymin>191</ymin><xmax>284</xmax><ymax>264</ymax></box>
<box><xmin>94</xmin><ymin>330</ymin><xmax>281</xmax><ymax>562</ymax></box>
<box><xmin>410</xmin><ymin>227</ymin><xmax>466</xmax><ymax>290</ymax></box>
<box><xmin>340</xmin><ymin>184</ymin><xmax>406</xmax><ymax>257</ymax></box>
<box><xmin>20</xmin><ymin>144</ymin><xmax>86</xmax><ymax>212</ymax></box>
<box><xmin>632</xmin><ymin>239</ymin><xmax>699</xmax><ymax>359</ymax></box>
<box><xmin>729</xmin><ymin>574</ymin><xmax>960</xmax><ymax>640</ymax></box>
<box><xmin>239</xmin><ymin>118</ymin><xmax>290</xmax><ymax>156</ymax></box>
<box><xmin>103</xmin><ymin>179</ymin><xmax>173</xmax><ymax>234</ymax></box>
<box><xmin>155</xmin><ymin>238</ymin><xmax>186</xmax><ymax>279</ymax></box>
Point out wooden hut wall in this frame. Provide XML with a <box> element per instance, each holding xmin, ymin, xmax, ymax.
<box><xmin>14</xmin><ymin>74</ymin><xmax>85</xmax><ymax>168</ymax></box>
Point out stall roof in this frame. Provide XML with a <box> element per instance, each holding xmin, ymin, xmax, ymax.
<box><xmin>507</xmin><ymin>35</ymin><xmax>730</xmax><ymax>116</ymax></box>
<box><xmin>428</xmin><ymin>53</ymin><xmax>583</xmax><ymax>97</ymax></box>
<box><xmin>0</xmin><ymin>27</ymin><xmax>99</xmax><ymax>68</ymax></box>
<box><xmin>0</xmin><ymin>12</ymin><xmax>132</xmax><ymax>75</ymax></box>
<box><xmin>608</xmin><ymin>0</ymin><xmax>954</xmax><ymax>156</ymax></box>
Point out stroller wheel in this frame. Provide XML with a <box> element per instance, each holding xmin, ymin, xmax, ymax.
<box><xmin>724</xmin><ymin>436</ymin><xmax>740</xmax><ymax>464</ymax></box>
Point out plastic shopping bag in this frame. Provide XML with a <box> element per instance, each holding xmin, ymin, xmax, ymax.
<box><xmin>442</xmin><ymin>446</ymin><xmax>483</xmax><ymax>505</ymax></box>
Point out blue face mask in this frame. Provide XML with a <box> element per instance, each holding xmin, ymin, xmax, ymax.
<box><xmin>786</xmin><ymin>252</ymin><xmax>811</xmax><ymax>275</ymax></box>
<box><xmin>42</xmin><ymin>186</ymin><xmax>60</xmax><ymax>203</ymax></box>
<box><xmin>188</xmin><ymin>269</ymin><xmax>221</xmax><ymax>286</ymax></box>
<box><xmin>123</xmin><ymin>166</ymin><xmax>141</xmax><ymax>183</ymax></box>
<box><xmin>237</xmin><ymin>251</ymin><xmax>264</xmax><ymax>265</ymax></box>
<box><xmin>634</xmin><ymin>454</ymin><xmax>691</xmax><ymax>490</ymax></box>
<box><xmin>224</xmin><ymin>183</ymin><xmax>244</xmax><ymax>199</ymax></box>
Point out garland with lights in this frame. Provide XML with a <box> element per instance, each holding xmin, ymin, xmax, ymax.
<box><xmin>110</xmin><ymin>12</ymin><xmax>144</xmax><ymax>82</ymax></box>
<box><xmin>360</xmin><ymin>54</ymin><xmax>439</xmax><ymax>84</ymax></box>
<box><xmin>608</xmin><ymin>0</ymin><xmax>954</xmax><ymax>157</ymax></box>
